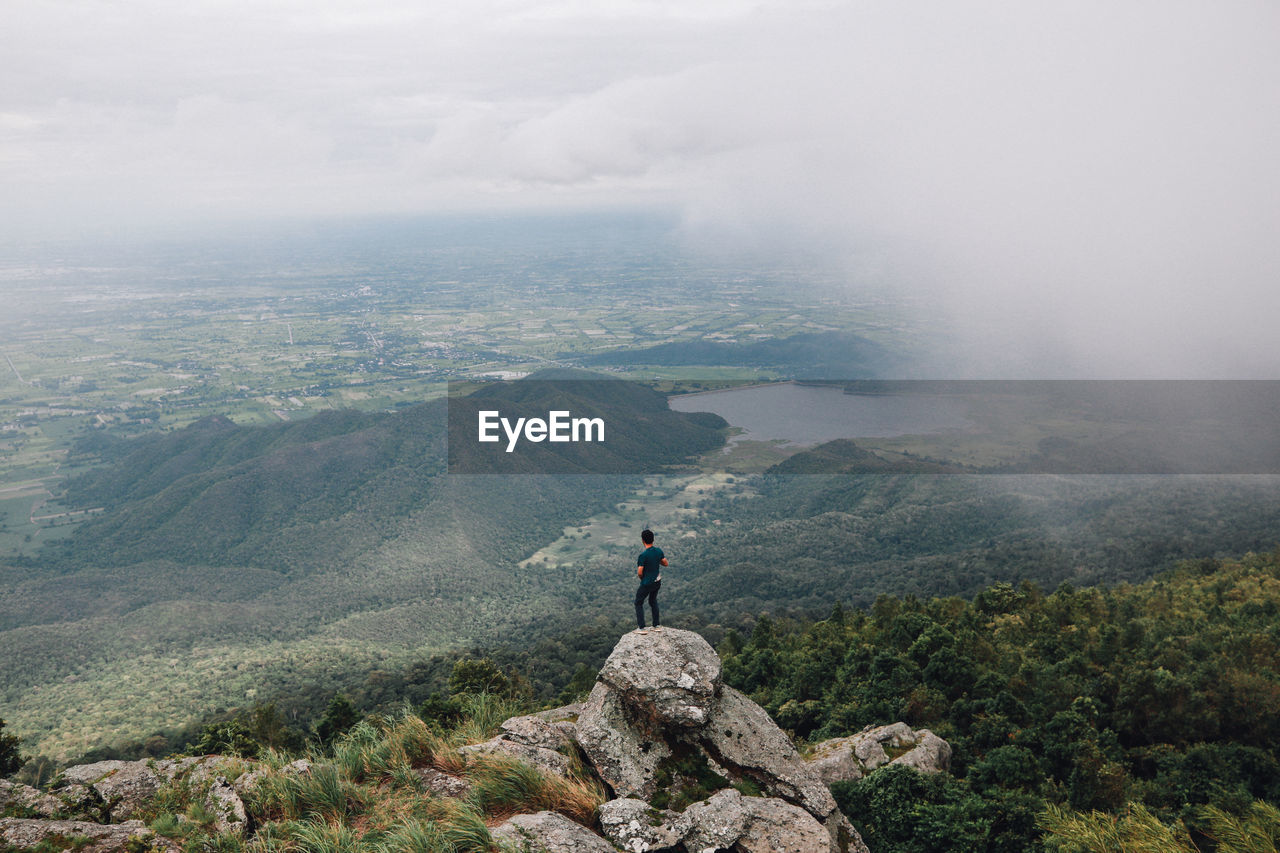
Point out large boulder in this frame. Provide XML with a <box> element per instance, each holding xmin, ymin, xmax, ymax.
<box><xmin>0</xmin><ymin>780</ymin><xmax>62</xmax><ymax>818</ymax></box>
<box><xmin>58</xmin><ymin>760</ymin><xmax>163</xmax><ymax>821</ymax></box>
<box><xmin>808</xmin><ymin>723</ymin><xmax>952</xmax><ymax>785</ymax></box>
<box><xmin>458</xmin><ymin>735</ymin><xmax>576</xmax><ymax>779</ymax></box>
<box><xmin>726</xmin><ymin>795</ymin><xmax>844</xmax><ymax>853</ymax></box>
<box><xmin>891</xmin><ymin>730</ymin><xmax>952</xmax><ymax>775</ymax></box>
<box><xmin>597</xmin><ymin>628</ymin><xmax>721</xmax><ymax>728</ymax></box>
<box><xmin>0</xmin><ymin>818</ymin><xmax>180</xmax><ymax>852</ymax></box>
<box><xmin>490</xmin><ymin>810</ymin><xmax>618</xmax><ymax>852</ymax></box>
<box><xmin>685</xmin><ymin>790</ymin><xmax>834</xmax><ymax>853</ymax></box>
<box><xmin>52</xmin><ymin>756</ymin><xmax>248</xmax><ymax>823</ymax></box>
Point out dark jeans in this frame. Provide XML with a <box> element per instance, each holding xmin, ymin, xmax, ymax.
<box><xmin>635</xmin><ymin>580</ymin><xmax>661</xmax><ymax>629</ymax></box>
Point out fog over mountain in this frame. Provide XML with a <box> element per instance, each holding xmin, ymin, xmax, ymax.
<box><xmin>4</xmin><ymin>0</ymin><xmax>1279</xmax><ymax>376</ymax></box>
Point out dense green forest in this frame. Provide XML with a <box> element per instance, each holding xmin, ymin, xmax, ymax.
<box><xmin>720</xmin><ymin>550</ymin><xmax>1280</xmax><ymax>851</ymax></box>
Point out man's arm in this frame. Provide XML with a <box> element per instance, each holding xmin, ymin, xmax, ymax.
<box><xmin>660</xmin><ymin>557</ymin><xmax>668</xmax><ymax>566</ymax></box>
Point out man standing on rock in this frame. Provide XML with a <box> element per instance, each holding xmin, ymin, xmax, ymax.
<box><xmin>635</xmin><ymin>528</ymin><xmax>667</xmax><ymax>634</ymax></box>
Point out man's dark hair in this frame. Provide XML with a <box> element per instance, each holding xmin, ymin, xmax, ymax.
<box><xmin>641</xmin><ymin>529</ymin><xmax>655</xmax><ymax>545</ymax></box>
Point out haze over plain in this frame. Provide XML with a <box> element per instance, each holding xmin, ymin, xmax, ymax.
<box><xmin>4</xmin><ymin>0</ymin><xmax>1280</xmax><ymax>377</ymax></box>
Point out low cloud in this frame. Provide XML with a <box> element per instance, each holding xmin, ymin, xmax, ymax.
<box><xmin>2</xmin><ymin>1</ymin><xmax>1278</xmax><ymax>376</ymax></box>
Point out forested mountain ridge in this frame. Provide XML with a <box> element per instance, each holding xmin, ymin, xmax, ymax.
<box><xmin>50</xmin><ymin>376</ymin><xmax>725</xmax><ymax>572</ymax></box>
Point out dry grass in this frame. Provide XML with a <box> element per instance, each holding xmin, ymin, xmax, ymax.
<box><xmin>1041</xmin><ymin>800</ymin><xmax>1280</xmax><ymax>853</ymax></box>
<box><xmin>202</xmin><ymin>703</ymin><xmax>604</xmax><ymax>853</ymax></box>
<box><xmin>464</xmin><ymin>752</ymin><xmax>605</xmax><ymax>826</ymax></box>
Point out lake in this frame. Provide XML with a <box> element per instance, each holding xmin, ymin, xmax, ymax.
<box><xmin>668</xmin><ymin>382</ymin><xmax>976</xmax><ymax>445</ymax></box>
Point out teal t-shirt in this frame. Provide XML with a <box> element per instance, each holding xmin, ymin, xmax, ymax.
<box><xmin>637</xmin><ymin>545</ymin><xmax>665</xmax><ymax>586</ymax></box>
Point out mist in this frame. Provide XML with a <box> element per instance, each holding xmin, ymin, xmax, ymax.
<box><xmin>3</xmin><ymin>0</ymin><xmax>1278</xmax><ymax>377</ymax></box>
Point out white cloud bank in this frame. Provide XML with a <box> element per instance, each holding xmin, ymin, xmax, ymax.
<box><xmin>3</xmin><ymin>0</ymin><xmax>1279</xmax><ymax>375</ymax></box>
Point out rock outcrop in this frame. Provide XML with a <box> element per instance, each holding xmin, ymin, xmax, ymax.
<box><xmin>0</xmin><ymin>818</ymin><xmax>180</xmax><ymax>852</ymax></box>
<box><xmin>600</xmin><ymin>789</ymin><xmax>833</xmax><ymax>853</ymax></box>
<box><xmin>47</xmin><ymin>755</ymin><xmax>248</xmax><ymax>824</ymax></box>
<box><xmin>596</xmin><ymin>627</ymin><xmax>722</xmax><ymax>728</ymax></box>
<box><xmin>58</xmin><ymin>759</ymin><xmax>165</xmax><ymax>821</ymax></box>
<box><xmin>458</xmin><ymin>707</ymin><xmax>580</xmax><ymax>778</ymax></box>
<box><xmin>0</xmin><ymin>754</ymin><xmax>253</xmax><ymax>851</ymax></box>
<box><xmin>0</xmin><ymin>780</ymin><xmax>62</xmax><ymax>818</ymax></box>
<box><xmin>567</xmin><ymin>628</ymin><xmax>869</xmax><ymax>853</ymax></box>
<box><xmin>806</xmin><ymin>723</ymin><xmax>953</xmax><ymax>785</ymax></box>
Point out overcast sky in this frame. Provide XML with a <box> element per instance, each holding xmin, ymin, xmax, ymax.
<box><xmin>5</xmin><ymin>0</ymin><xmax>1280</xmax><ymax>376</ymax></box>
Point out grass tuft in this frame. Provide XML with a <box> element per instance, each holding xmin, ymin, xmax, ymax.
<box><xmin>465</xmin><ymin>753</ymin><xmax>604</xmax><ymax>826</ymax></box>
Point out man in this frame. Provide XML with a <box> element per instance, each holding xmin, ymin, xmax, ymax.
<box><xmin>635</xmin><ymin>528</ymin><xmax>667</xmax><ymax>634</ymax></box>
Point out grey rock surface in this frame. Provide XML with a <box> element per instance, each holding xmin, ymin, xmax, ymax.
<box><xmin>413</xmin><ymin>767</ymin><xmax>472</xmax><ymax>799</ymax></box>
<box><xmin>597</xmin><ymin>628</ymin><xmax>722</xmax><ymax>728</ymax></box>
<box><xmin>574</xmin><ymin>682</ymin><xmax>671</xmax><ymax>799</ymax></box>
<box><xmin>806</xmin><ymin>741</ymin><xmax>866</xmax><ymax>785</ymax></box>
<box><xmin>670</xmin><ymin>788</ymin><xmax>753</xmax><ymax>851</ymax></box>
<box><xmin>53</xmin><ymin>756</ymin><xmax>250</xmax><ymax>823</ymax></box>
<box><xmin>891</xmin><ymin>730</ymin><xmax>952</xmax><ymax>774</ymax></box>
<box><xmin>499</xmin><ymin>712</ymin><xmax>575</xmax><ymax>750</ymax></box>
<box><xmin>808</xmin><ymin>723</ymin><xmax>952</xmax><ymax>784</ymax></box>
<box><xmin>0</xmin><ymin>817</ymin><xmax>180</xmax><ymax>852</ymax></box>
<box><xmin>670</xmin><ymin>789</ymin><xmax>834</xmax><ymax>853</ymax></box>
<box><xmin>732</xmin><ymin>794</ymin><xmax>836</xmax><ymax>853</ymax></box>
<box><xmin>598</xmin><ymin>798</ymin><xmax>680</xmax><ymax>852</ymax></box>
<box><xmin>534</xmin><ymin>701</ymin><xmax>584</xmax><ymax>722</ymax></box>
<box><xmin>231</xmin><ymin>769</ymin><xmax>268</xmax><ymax>796</ymax></box>
<box><xmin>58</xmin><ymin>760</ymin><xmax>163</xmax><ymax>821</ymax></box>
<box><xmin>205</xmin><ymin>777</ymin><xmax>248</xmax><ymax>837</ymax></box>
<box><xmin>0</xmin><ymin>780</ymin><xmax>62</xmax><ymax>818</ymax></box>
<box><xmin>458</xmin><ymin>736</ymin><xmax>575</xmax><ymax>779</ymax></box>
<box><xmin>490</xmin><ymin>810</ymin><xmax>618</xmax><ymax>852</ymax></box>
<box><xmin>702</xmin><ymin>686</ymin><xmax>837</xmax><ymax>821</ymax></box>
